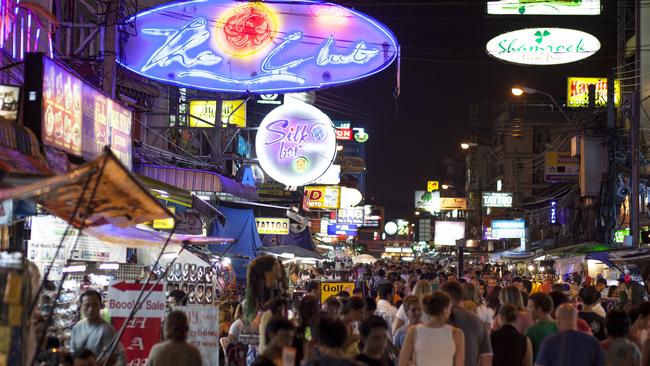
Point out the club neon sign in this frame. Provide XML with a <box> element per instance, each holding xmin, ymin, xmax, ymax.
<box><xmin>256</xmin><ymin>103</ymin><xmax>336</xmax><ymax>187</ymax></box>
<box><xmin>118</xmin><ymin>0</ymin><xmax>399</xmax><ymax>93</ymax></box>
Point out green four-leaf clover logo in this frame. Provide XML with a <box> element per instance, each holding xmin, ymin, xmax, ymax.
<box><xmin>535</xmin><ymin>30</ymin><xmax>551</xmax><ymax>43</ymax></box>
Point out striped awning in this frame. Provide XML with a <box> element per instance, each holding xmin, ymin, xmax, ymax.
<box><xmin>136</xmin><ymin>164</ymin><xmax>258</xmax><ymax>201</ymax></box>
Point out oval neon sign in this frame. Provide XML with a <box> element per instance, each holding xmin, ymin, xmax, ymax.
<box><xmin>119</xmin><ymin>0</ymin><xmax>399</xmax><ymax>93</ymax></box>
<box><xmin>486</xmin><ymin>28</ymin><xmax>600</xmax><ymax>65</ymax></box>
<box><xmin>255</xmin><ymin>103</ymin><xmax>337</xmax><ymax>187</ymax></box>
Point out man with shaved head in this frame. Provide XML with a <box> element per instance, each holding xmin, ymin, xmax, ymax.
<box><xmin>535</xmin><ymin>304</ymin><xmax>605</xmax><ymax>366</ymax></box>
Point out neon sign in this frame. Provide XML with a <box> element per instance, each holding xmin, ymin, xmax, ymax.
<box><xmin>256</xmin><ymin>103</ymin><xmax>336</xmax><ymax>187</ymax></box>
<box><xmin>486</xmin><ymin>28</ymin><xmax>600</xmax><ymax>65</ymax></box>
<box><xmin>118</xmin><ymin>0</ymin><xmax>398</xmax><ymax>93</ymax></box>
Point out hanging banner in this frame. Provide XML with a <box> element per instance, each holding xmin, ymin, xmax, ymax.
<box><xmin>176</xmin><ymin>306</ymin><xmax>220</xmax><ymax>366</ymax></box>
<box><xmin>108</xmin><ymin>281</ymin><xmax>165</xmax><ymax>365</ymax></box>
<box><xmin>27</xmin><ymin>216</ymin><xmax>127</xmax><ymax>281</ymax></box>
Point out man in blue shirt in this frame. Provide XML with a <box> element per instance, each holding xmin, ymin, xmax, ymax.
<box><xmin>536</xmin><ymin>303</ymin><xmax>605</xmax><ymax>366</ymax></box>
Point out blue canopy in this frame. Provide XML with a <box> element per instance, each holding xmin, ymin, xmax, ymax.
<box><xmin>208</xmin><ymin>206</ymin><xmax>262</xmax><ymax>280</ymax></box>
<box><xmin>260</xmin><ymin>228</ymin><xmax>316</xmax><ymax>252</ymax></box>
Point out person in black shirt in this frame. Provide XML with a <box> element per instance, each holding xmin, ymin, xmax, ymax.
<box><xmin>355</xmin><ymin>316</ymin><xmax>394</xmax><ymax>366</ymax></box>
<box><xmin>252</xmin><ymin>317</ymin><xmax>296</xmax><ymax>366</ymax></box>
<box><xmin>490</xmin><ymin>304</ymin><xmax>533</xmax><ymax>366</ymax></box>
<box><xmin>578</xmin><ymin>286</ymin><xmax>608</xmax><ymax>341</ymax></box>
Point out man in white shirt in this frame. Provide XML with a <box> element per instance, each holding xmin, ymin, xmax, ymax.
<box><xmin>375</xmin><ymin>283</ymin><xmax>398</xmax><ymax>330</ymax></box>
<box><xmin>70</xmin><ymin>290</ymin><xmax>125</xmax><ymax>366</ymax></box>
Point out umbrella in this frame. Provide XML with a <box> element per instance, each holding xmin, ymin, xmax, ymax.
<box><xmin>352</xmin><ymin>254</ymin><xmax>377</xmax><ymax>264</ymax></box>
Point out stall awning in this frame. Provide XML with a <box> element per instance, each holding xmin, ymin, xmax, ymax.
<box><xmin>136</xmin><ymin>164</ymin><xmax>258</xmax><ymax>201</ymax></box>
<box><xmin>0</xmin><ymin>150</ymin><xmax>172</xmax><ymax>228</ymax></box>
<box><xmin>0</xmin><ymin>116</ymin><xmax>52</xmax><ymax>177</ymax></box>
<box><xmin>84</xmin><ymin>224</ymin><xmax>234</xmax><ymax>248</ymax></box>
<box><xmin>0</xmin><ymin>144</ymin><xmax>53</xmax><ymax>177</ymax></box>
<box><xmin>260</xmin><ymin>244</ymin><xmax>324</xmax><ymax>260</ymax></box>
<box><xmin>137</xmin><ymin>174</ymin><xmax>193</xmax><ymax>207</ymax></box>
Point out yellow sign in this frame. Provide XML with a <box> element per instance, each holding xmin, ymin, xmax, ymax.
<box><xmin>255</xmin><ymin>218</ymin><xmax>290</xmax><ymax>235</ymax></box>
<box><xmin>222</xmin><ymin>100</ymin><xmax>247</xmax><ymax>128</ymax></box>
<box><xmin>440</xmin><ymin>198</ymin><xmax>467</xmax><ymax>210</ymax></box>
<box><xmin>567</xmin><ymin>77</ymin><xmax>620</xmax><ymax>108</ymax></box>
<box><xmin>427</xmin><ymin>181</ymin><xmax>439</xmax><ymax>192</ymax></box>
<box><xmin>189</xmin><ymin>100</ymin><xmax>247</xmax><ymax>128</ymax></box>
<box><xmin>320</xmin><ymin>282</ymin><xmax>355</xmax><ymax>303</ymax></box>
<box><xmin>153</xmin><ymin>206</ymin><xmax>175</xmax><ymax>229</ymax></box>
<box><xmin>303</xmin><ymin>186</ymin><xmax>341</xmax><ymax>210</ymax></box>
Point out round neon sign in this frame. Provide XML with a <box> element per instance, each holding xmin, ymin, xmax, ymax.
<box><xmin>256</xmin><ymin>103</ymin><xmax>337</xmax><ymax>187</ymax></box>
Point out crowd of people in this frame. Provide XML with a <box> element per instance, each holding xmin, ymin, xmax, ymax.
<box><xmin>39</xmin><ymin>257</ymin><xmax>650</xmax><ymax>366</ymax></box>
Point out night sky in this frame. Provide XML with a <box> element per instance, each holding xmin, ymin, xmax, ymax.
<box><xmin>317</xmin><ymin>1</ymin><xmax>618</xmax><ymax>219</ymax></box>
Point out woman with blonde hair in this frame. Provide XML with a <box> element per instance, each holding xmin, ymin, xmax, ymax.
<box><xmin>392</xmin><ymin>280</ymin><xmax>432</xmax><ymax>335</ymax></box>
<box><xmin>463</xmin><ymin>282</ymin><xmax>494</xmax><ymax>328</ymax></box>
<box><xmin>492</xmin><ymin>285</ymin><xmax>533</xmax><ymax>333</ymax></box>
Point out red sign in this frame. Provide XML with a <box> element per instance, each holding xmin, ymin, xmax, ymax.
<box><xmin>335</xmin><ymin>128</ymin><xmax>353</xmax><ymax>140</ymax></box>
<box><xmin>108</xmin><ymin>281</ymin><xmax>165</xmax><ymax>365</ymax></box>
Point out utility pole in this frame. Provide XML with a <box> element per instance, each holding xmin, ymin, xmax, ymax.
<box><xmin>631</xmin><ymin>0</ymin><xmax>641</xmax><ymax>247</ymax></box>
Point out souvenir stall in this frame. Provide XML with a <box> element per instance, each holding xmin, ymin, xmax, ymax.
<box><xmin>0</xmin><ymin>151</ymin><xmax>175</xmax><ymax>363</ymax></box>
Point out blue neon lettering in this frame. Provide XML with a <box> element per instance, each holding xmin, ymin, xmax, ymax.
<box><xmin>316</xmin><ymin>36</ymin><xmax>379</xmax><ymax>66</ymax></box>
<box><xmin>260</xmin><ymin>32</ymin><xmax>313</xmax><ymax>73</ymax></box>
<box><xmin>139</xmin><ymin>18</ymin><xmax>380</xmax><ymax>86</ymax></box>
<box><xmin>141</xmin><ymin>18</ymin><xmax>222</xmax><ymax>72</ymax></box>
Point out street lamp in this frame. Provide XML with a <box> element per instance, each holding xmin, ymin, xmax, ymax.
<box><xmin>442</xmin><ymin>184</ymin><xmax>451</xmax><ymax>190</ymax></box>
<box><xmin>460</xmin><ymin>142</ymin><xmax>478</xmax><ymax>150</ymax></box>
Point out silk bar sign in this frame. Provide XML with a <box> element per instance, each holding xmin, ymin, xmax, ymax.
<box><xmin>486</xmin><ymin>28</ymin><xmax>600</xmax><ymax>65</ymax></box>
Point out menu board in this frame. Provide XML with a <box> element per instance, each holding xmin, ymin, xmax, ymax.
<box><xmin>41</xmin><ymin>56</ymin><xmax>132</xmax><ymax>168</ymax></box>
<box><xmin>0</xmin><ymin>85</ymin><xmax>20</xmax><ymax>123</ymax></box>
<box><xmin>42</xmin><ymin>58</ymin><xmax>83</xmax><ymax>155</ymax></box>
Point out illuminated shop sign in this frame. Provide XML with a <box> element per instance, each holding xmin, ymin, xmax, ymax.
<box><xmin>482</xmin><ymin>192</ymin><xmax>513</xmax><ymax>208</ymax></box>
<box><xmin>336</xmin><ymin>128</ymin><xmax>353</xmax><ymax>141</ymax></box>
<box><xmin>486</xmin><ymin>28</ymin><xmax>600</xmax><ymax>65</ymax></box>
<box><xmin>256</xmin><ymin>94</ymin><xmax>283</xmax><ymax>105</ymax></box>
<box><xmin>545</xmin><ymin>152</ymin><xmax>579</xmax><ymax>183</ymax></box>
<box><xmin>303</xmin><ymin>186</ymin><xmax>341</xmax><ymax>210</ymax></box>
<box><xmin>118</xmin><ymin>0</ymin><xmax>399</xmax><ymax>93</ymax></box>
<box><xmin>567</xmin><ymin>77</ymin><xmax>620</xmax><ymax>108</ymax></box>
<box><xmin>434</xmin><ymin>221</ymin><xmax>465</xmax><ymax>246</ymax></box>
<box><xmin>256</xmin><ymin>103</ymin><xmax>336</xmax><ymax>187</ymax></box>
<box><xmin>491</xmin><ymin>220</ymin><xmax>526</xmax><ymax>239</ymax></box>
<box><xmin>337</xmin><ymin>207</ymin><xmax>365</xmax><ymax>225</ymax></box>
<box><xmin>440</xmin><ymin>198</ymin><xmax>467</xmax><ymax>210</ymax></box>
<box><xmin>188</xmin><ymin>100</ymin><xmax>246</xmax><ymax>128</ymax></box>
<box><xmin>37</xmin><ymin>55</ymin><xmax>132</xmax><ymax>168</ymax></box>
<box><xmin>487</xmin><ymin>0</ymin><xmax>601</xmax><ymax>15</ymax></box>
<box><xmin>255</xmin><ymin>217</ymin><xmax>290</xmax><ymax>235</ymax></box>
<box><xmin>327</xmin><ymin>224</ymin><xmax>358</xmax><ymax>236</ymax></box>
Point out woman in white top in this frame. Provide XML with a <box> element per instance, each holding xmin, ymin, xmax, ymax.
<box><xmin>462</xmin><ymin>282</ymin><xmax>494</xmax><ymax>328</ymax></box>
<box><xmin>398</xmin><ymin>291</ymin><xmax>464</xmax><ymax>366</ymax></box>
<box><xmin>392</xmin><ymin>280</ymin><xmax>432</xmax><ymax>335</ymax></box>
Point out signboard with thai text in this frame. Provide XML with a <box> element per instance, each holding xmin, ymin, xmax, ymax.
<box><xmin>545</xmin><ymin>152</ymin><xmax>579</xmax><ymax>182</ymax></box>
<box><xmin>567</xmin><ymin>77</ymin><xmax>620</xmax><ymax>108</ymax></box>
<box><xmin>37</xmin><ymin>55</ymin><xmax>133</xmax><ymax>168</ymax></box>
<box><xmin>118</xmin><ymin>0</ymin><xmax>399</xmax><ymax>93</ymax></box>
<box><xmin>440</xmin><ymin>197</ymin><xmax>467</xmax><ymax>210</ymax></box>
